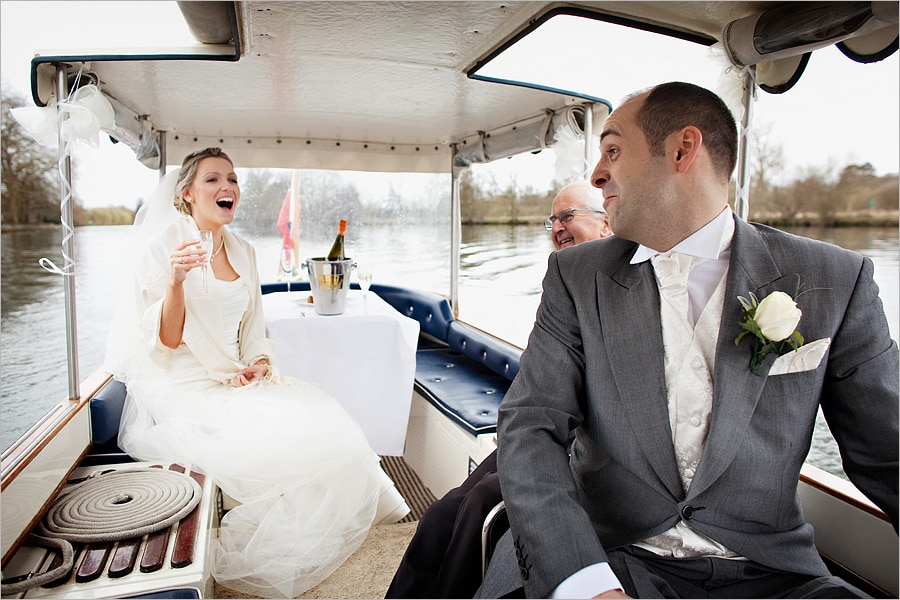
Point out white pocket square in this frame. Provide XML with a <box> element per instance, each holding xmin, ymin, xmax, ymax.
<box><xmin>769</xmin><ymin>338</ymin><xmax>831</xmax><ymax>376</ymax></box>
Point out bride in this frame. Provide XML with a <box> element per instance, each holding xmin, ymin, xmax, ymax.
<box><xmin>105</xmin><ymin>147</ymin><xmax>409</xmax><ymax>597</ymax></box>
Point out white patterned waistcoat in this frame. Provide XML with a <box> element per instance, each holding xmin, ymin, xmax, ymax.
<box><xmin>635</xmin><ymin>253</ymin><xmax>741</xmax><ymax>559</ymax></box>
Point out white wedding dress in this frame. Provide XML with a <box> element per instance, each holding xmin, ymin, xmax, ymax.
<box><xmin>106</xmin><ymin>170</ymin><xmax>408</xmax><ymax>598</ymax></box>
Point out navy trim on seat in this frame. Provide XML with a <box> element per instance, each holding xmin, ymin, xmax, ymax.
<box><xmin>90</xmin><ymin>378</ymin><xmax>127</xmax><ymax>445</ymax></box>
<box><xmin>261</xmin><ymin>281</ymin><xmax>311</xmax><ymax>295</ymax></box>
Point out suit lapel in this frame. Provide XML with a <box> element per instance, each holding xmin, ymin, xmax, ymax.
<box><xmin>689</xmin><ymin>218</ymin><xmax>799</xmax><ymax>497</ymax></box>
<box><xmin>601</xmin><ymin>254</ymin><xmax>683</xmax><ymax>498</ymax></box>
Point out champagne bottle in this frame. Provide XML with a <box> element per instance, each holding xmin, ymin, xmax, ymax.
<box><xmin>326</xmin><ymin>219</ymin><xmax>347</xmax><ymax>260</ymax></box>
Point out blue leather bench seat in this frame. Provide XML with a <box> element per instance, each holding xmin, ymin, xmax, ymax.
<box><xmin>368</xmin><ymin>283</ymin><xmax>455</xmax><ymax>342</ymax></box>
<box><xmin>415</xmin><ymin>346</ymin><xmax>512</xmax><ymax>435</ymax></box>
<box><xmin>447</xmin><ymin>321</ymin><xmax>520</xmax><ymax>382</ymax></box>
<box><xmin>90</xmin><ymin>377</ymin><xmax>127</xmax><ymax>446</ymax></box>
<box><xmin>367</xmin><ymin>284</ymin><xmax>522</xmax><ymax>437</ymax></box>
<box><xmin>86</xmin><ymin>377</ymin><xmax>132</xmax><ymax>463</ymax></box>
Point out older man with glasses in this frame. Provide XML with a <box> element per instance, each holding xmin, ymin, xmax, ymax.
<box><xmin>546</xmin><ymin>180</ymin><xmax>612</xmax><ymax>250</ymax></box>
<box><xmin>385</xmin><ymin>180</ymin><xmax>614</xmax><ymax>599</ymax></box>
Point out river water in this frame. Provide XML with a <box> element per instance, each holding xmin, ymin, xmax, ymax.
<box><xmin>2</xmin><ymin>224</ymin><xmax>897</xmax><ymax>479</ymax></box>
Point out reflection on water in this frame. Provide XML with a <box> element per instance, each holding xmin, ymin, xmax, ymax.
<box><xmin>784</xmin><ymin>227</ymin><xmax>900</xmax><ymax>478</ymax></box>
<box><xmin>2</xmin><ymin>224</ymin><xmax>897</xmax><ymax>479</ymax></box>
<box><xmin>1</xmin><ymin>229</ymin><xmax>66</xmax><ymax>318</ymax></box>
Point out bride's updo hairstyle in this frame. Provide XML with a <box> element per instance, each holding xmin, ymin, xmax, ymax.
<box><xmin>173</xmin><ymin>147</ymin><xmax>234</xmax><ymax>216</ymax></box>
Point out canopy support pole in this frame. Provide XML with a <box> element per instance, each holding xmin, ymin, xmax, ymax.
<box><xmin>582</xmin><ymin>102</ymin><xmax>594</xmax><ymax>179</ymax></box>
<box><xmin>450</xmin><ymin>144</ymin><xmax>461</xmax><ymax>317</ymax></box>
<box><xmin>157</xmin><ymin>130</ymin><xmax>167</xmax><ymax>178</ymax></box>
<box><xmin>734</xmin><ymin>68</ymin><xmax>756</xmax><ymax>221</ymax></box>
<box><xmin>55</xmin><ymin>65</ymin><xmax>79</xmax><ymax>401</ymax></box>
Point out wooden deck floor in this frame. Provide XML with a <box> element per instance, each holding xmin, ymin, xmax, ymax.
<box><xmin>380</xmin><ymin>454</ymin><xmax>437</xmax><ymax>522</ymax></box>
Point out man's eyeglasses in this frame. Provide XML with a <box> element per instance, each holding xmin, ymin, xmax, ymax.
<box><xmin>544</xmin><ymin>208</ymin><xmax>606</xmax><ymax>230</ymax></box>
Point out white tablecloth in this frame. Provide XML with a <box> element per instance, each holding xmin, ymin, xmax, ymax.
<box><xmin>262</xmin><ymin>289</ymin><xmax>420</xmax><ymax>455</ymax></box>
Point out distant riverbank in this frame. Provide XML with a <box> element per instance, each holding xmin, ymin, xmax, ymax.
<box><xmin>5</xmin><ymin>210</ymin><xmax>897</xmax><ymax>231</ymax></box>
<box><xmin>473</xmin><ymin>210</ymin><xmax>899</xmax><ymax>227</ymax></box>
<box><xmin>750</xmin><ymin>211</ymin><xmax>899</xmax><ymax>228</ymax></box>
<box><xmin>0</xmin><ymin>223</ymin><xmax>61</xmax><ymax>233</ymax></box>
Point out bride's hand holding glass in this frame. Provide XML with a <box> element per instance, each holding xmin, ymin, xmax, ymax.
<box><xmin>170</xmin><ymin>239</ymin><xmax>209</xmax><ymax>284</ymax></box>
<box><xmin>197</xmin><ymin>230</ymin><xmax>214</xmax><ymax>295</ymax></box>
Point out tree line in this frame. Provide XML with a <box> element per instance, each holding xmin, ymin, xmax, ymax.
<box><xmin>2</xmin><ymin>85</ymin><xmax>896</xmax><ymax>229</ymax></box>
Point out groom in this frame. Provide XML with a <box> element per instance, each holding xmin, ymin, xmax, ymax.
<box><xmin>482</xmin><ymin>82</ymin><xmax>898</xmax><ymax>598</ymax></box>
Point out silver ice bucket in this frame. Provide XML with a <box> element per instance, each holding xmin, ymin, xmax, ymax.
<box><xmin>304</xmin><ymin>257</ymin><xmax>353</xmax><ymax>315</ymax></box>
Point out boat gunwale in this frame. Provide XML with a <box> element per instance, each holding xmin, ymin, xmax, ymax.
<box><xmin>1</xmin><ymin>369</ymin><xmax>113</xmax><ymax>566</ymax></box>
<box><xmin>799</xmin><ymin>463</ymin><xmax>891</xmax><ymax>523</ymax></box>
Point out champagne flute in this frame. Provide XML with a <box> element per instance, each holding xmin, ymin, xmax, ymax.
<box><xmin>198</xmin><ymin>230</ymin><xmax>214</xmax><ymax>295</ymax></box>
<box><xmin>357</xmin><ymin>261</ymin><xmax>373</xmax><ymax>313</ymax></box>
<box><xmin>279</xmin><ymin>247</ymin><xmax>295</xmax><ymax>281</ymax></box>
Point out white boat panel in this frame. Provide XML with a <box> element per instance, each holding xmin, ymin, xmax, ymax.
<box><xmin>1</xmin><ymin>404</ymin><xmax>90</xmax><ymax>562</ymax></box>
<box><xmin>404</xmin><ymin>391</ymin><xmax>495</xmax><ymax>499</ymax></box>
<box><xmin>799</xmin><ymin>463</ymin><xmax>898</xmax><ymax>597</ymax></box>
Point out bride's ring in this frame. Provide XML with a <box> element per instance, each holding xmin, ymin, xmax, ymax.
<box><xmin>179</xmin><ymin>256</ymin><xmax>184</xmax><ymax>264</ymax></box>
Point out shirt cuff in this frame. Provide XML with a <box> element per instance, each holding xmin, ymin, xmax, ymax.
<box><xmin>550</xmin><ymin>563</ymin><xmax>623</xmax><ymax>599</ymax></box>
<box><xmin>248</xmin><ymin>354</ymin><xmax>269</xmax><ymax>366</ymax></box>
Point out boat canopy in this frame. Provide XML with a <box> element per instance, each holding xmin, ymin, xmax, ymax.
<box><xmin>27</xmin><ymin>1</ymin><xmax>897</xmax><ymax>173</ymax></box>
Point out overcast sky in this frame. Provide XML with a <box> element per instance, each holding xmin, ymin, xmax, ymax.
<box><xmin>2</xmin><ymin>1</ymin><xmax>898</xmax><ymax>208</ymax></box>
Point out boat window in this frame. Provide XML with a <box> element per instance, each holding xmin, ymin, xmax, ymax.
<box><xmin>469</xmin><ymin>11</ymin><xmax>723</xmax><ymax>109</ymax></box>
<box><xmin>21</xmin><ymin>2</ymin><xmax>197</xmax><ymax>53</ymax></box>
<box><xmin>231</xmin><ymin>168</ymin><xmax>452</xmax><ymax>294</ymax></box>
<box><xmin>22</xmin><ymin>0</ymin><xmax>239</xmax><ymax>92</ymax></box>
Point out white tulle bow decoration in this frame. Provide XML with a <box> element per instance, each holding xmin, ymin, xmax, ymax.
<box><xmin>553</xmin><ymin>124</ymin><xmax>598</xmax><ymax>183</ymax></box>
<box><xmin>11</xmin><ymin>84</ymin><xmax>116</xmax><ymax>149</ymax></box>
<box><xmin>9</xmin><ymin>100</ymin><xmax>59</xmax><ymax>147</ymax></box>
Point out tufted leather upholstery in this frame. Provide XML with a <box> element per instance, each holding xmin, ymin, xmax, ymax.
<box><xmin>447</xmin><ymin>321</ymin><xmax>520</xmax><ymax>382</ymax></box>
<box><xmin>369</xmin><ymin>283</ymin><xmax>455</xmax><ymax>341</ymax></box>
<box><xmin>415</xmin><ymin>347</ymin><xmax>512</xmax><ymax>435</ymax></box>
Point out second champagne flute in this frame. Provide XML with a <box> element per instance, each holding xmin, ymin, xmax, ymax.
<box><xmin>279</xmin><ymin>247</ymin><xmax>295</xmax><ymax>281</ymax></box>
<box><xmin>357</xmin><ymin>261</ymin><xmax>373</xmax><ymax>313</ymax></box>
<box><xmin>198</xmin><ymin>230</ymin><xmax>214</xmax><ymax>295</ymax></box>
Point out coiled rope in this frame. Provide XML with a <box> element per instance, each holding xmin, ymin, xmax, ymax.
<box><xmin>1</xmin><ymin>468</ymin><xmax>202</xmax><ymax>595</ymax></box>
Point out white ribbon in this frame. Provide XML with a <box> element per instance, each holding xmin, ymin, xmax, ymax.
<box><xmin>9</xmin><ymin>75</ymin><xmax>118</xmax><ymax>277</ymax></box>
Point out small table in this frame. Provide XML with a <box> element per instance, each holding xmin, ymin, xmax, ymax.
<box><xmin>262</xmin><ymin>289</ymin><xmax>420</xmax><ymax>455</ymax></box>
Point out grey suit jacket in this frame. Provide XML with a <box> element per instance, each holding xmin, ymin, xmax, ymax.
<box><xmin>496</xmin><ymin>216</ymin><xmax>899</xmax><ymax>598</ymax></box>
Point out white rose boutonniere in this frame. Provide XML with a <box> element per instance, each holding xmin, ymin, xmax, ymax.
<box><xmin>734</xmin><ymin>290</ymin><xmax>804</xmax><ymax>375</ymax></box>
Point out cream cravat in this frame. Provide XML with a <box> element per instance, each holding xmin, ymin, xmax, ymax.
<box><xmin>651</xmin><ymin>252</ymin><xmax>700</xmax><ymax>327</ymax></box>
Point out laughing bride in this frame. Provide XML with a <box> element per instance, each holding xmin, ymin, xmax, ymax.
<box><xmin>105</xmin><ymin>147</ymin><xmax>409</xmax><ymax>598</ymax></box>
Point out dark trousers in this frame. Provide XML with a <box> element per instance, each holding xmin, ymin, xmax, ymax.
<box><xmin>385</xmin><ymin>450</ymin><xmax>501</xmax><ymax>599</ymax></box>
<box><xmin>477</xmin><ymin>531</ymin><xmax>871</xmax><ymax>599</ymax></box>
<box><xmin>609</xmin><ymin>546</ymin><xmax>870</xmax><ymax>599</ymax></box>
